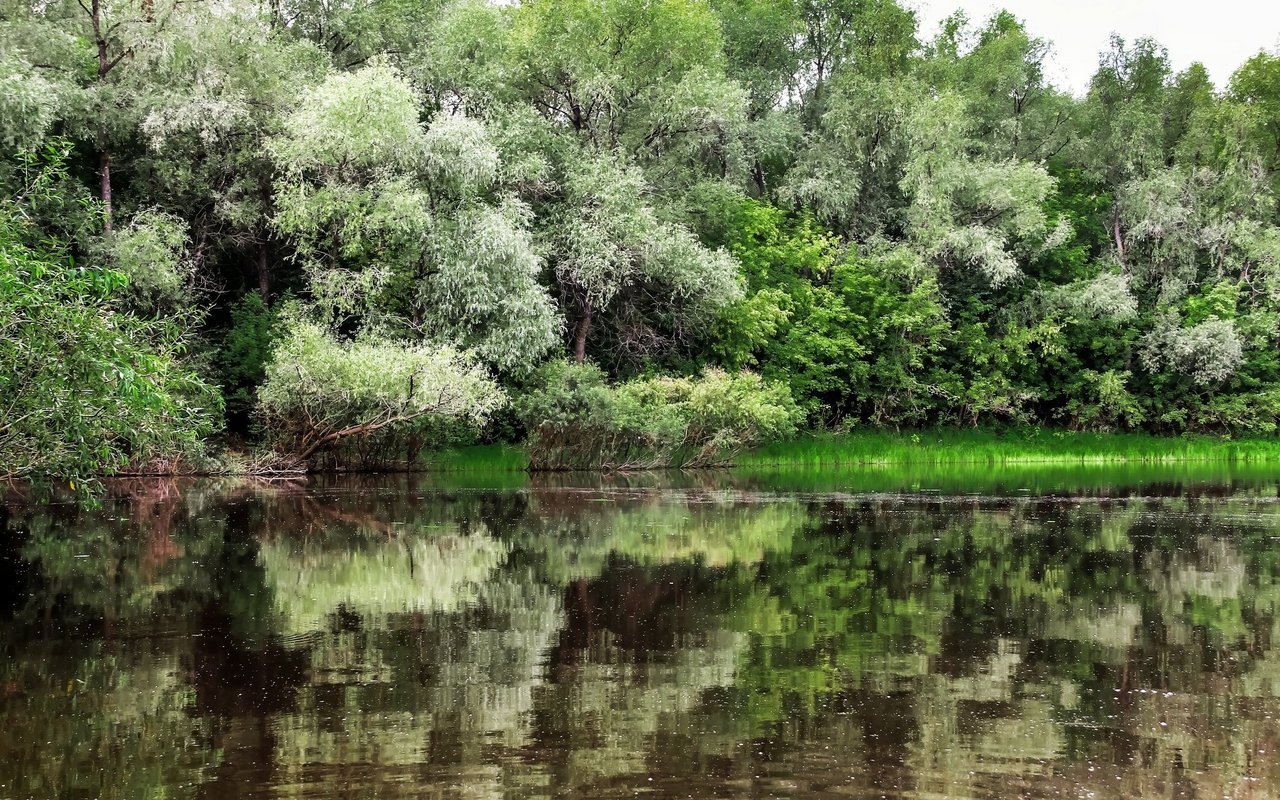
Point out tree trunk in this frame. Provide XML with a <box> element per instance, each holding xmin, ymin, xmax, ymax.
<box><xmin>573</xmin><ymin>309</ymin><xmax>592</xmax><ymax>363</ymax></box>
<box><xmin>1111</xmin><ymin>206</ymin><xmax>1125</xmax><ymax>266</ymax></box>
<box><xmin>257</xmin><ymin>181</ymin><xmax>275</xmax><ymax>300</ymax></box>
<box><xmin>99</xmin><ymin>150</ymin><xmax>113</xmax><ymax>233</ymax></box>
<box><xmin>293</xmin><ymin>415</ymin><xmax>411</xmax><ymax>463</ymax></box>
<box><xmin>256</xmin><ymin>233</ymin><xmax>271</xmax><ymax>302</ymax></box>
<box><xmin>91</xmin><ymin>0</ymin><xmax>114</xmax><ymax>233</ymax></box>
<box><xmin>751</xmin><ymin>160</ymin><xmax>766</xmax><ymax>195</ymax></box>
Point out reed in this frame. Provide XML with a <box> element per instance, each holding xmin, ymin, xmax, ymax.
<box><xmin>735</xmin><ymin>428</ymin><xmax>1280</xmax><ymax>468</ymax></box>
<box><xmin>423</xmin><ymin>429</ymin><xmax>1280</xmax><ymax>476</ymax></box>
<box><xmin>420</xmin><ymin>444</ymin><xmax>530</xmax><ymax>472</ymax></box>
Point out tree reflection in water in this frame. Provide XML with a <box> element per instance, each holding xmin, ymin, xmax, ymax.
<box><xmin>3</xmin><ymin>471</ymin><xmax>1280</xmax><ymax>798</ymax></box>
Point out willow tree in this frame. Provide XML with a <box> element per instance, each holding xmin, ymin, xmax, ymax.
<box><xmin>924</xmin><ymin>11</ymin><xmax>1074</xmax><ymax>163</ymax></box>
<box><xmin>548</xmin><ymin>154</ymin><xmax>742</xmax><ymax>363</ymax></box>
<box><xmin>902</xmin><ymin>93</ymin><xmax>1065</xmax><ymax>288</ymax></box>
<box><xmin>126</xmin><ymin>1</ymin><xmax>327</xmax><ymax>301</ymax></box>
<box><xmin>256</xmin><ymin>316</ymin><xmax>504</xmax><ymax>464</ymax></box>
<box><xmin>787</xmin><ymin>76</ymin><xmax>1063</xmax><ymax>286</ymax></box>
<box><xmin>1229</xmin><ymin>51</ymin><xmax>1280</xmax><ymax>199</ymax></box>
<box><xmin>270</xmin><ymin>61</ymin><xmax>560</xmax><ymax>372</ymax></box>
<box><xmin>782</xmin><ymin>73</ymin><xmax>916</xmax><ymax>238</ymax></box>
<box><xmin>508</xmin><ymin>0</ymin><xmax>746</xmax><ymax>171</ymax></box>
<box><xmin>0</xmin><ymin>0</ymin><xmax>194</xmax><ymax>232</ymax></box>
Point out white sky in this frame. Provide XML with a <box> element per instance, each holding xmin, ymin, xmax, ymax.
<box><xmin>912</xmin><ymin>0</ymin><xmax>1280</xmax><ymax>94</ymax></box>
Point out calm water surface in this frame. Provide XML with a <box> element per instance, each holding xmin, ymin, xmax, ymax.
<box><xmin>4</xmin><ymin>467</ymin><xmax>1280</xmax><ymax>799</ymax></box>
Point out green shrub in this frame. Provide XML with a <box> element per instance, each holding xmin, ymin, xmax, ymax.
<box><xmin>255</xmin><ymin>311</ymin><xmax>504</xmax><ymax>466</ymax></box>
<box><xmin>217</xmin><ymin>291</ymin><xmax>278</xmax><ymax>432</ymax></box>
<box><xmin>518</xmin><ymin>361</ymin><xmax>800</xmax><ymax>469</ymax></box>
<box><xmin>0</xmin><ymin>149</ymin><xmax>219</xmax><ymax>480</ymax></box>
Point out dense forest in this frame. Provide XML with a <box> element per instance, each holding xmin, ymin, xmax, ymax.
<box><xmin>4</xmin><ymin>0</ymin><xmax>1280</xmax><ymax>478</ymax></box>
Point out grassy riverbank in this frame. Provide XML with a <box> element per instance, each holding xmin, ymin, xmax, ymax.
<box><xmin>422</xmin><ymin>444</ymin><xmax>531</xmax><ymax>472</ymax></box>
<box><xmin>423</xmin><ymin>429</ymin><xmax>1280</xmax><ymax>473</ymax></box>
<box><xmin>735</xmin><ymin>429</ymin><xmax>1280</xmax><ymax>468</ymax></box>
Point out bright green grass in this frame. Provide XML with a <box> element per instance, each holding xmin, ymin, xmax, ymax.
<box><xmin>422</xmin><ymin>429</ymin><xmax>1280</xmax><ymax>477</ymax></box>
<box><xmin>728</xmin><ymin>460</ymin><xmax>1280</xmax><ymax>496</ymax></box>
<box><xmin>736</xmin><ymin>428</ymin><xmax>1280</xmax><ymax>468</ymax></box>
<box><xmin>421</xmin><ymin>443</ymin><xmax>530</xmax><ymax>472</ymax></box>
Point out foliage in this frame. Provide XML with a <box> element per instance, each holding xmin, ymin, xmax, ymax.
<box><xmin>256</xmin><ymin>311</ymin><xmax>504</xmax><ymax>464</ymax></box>
<box><xmin>100</xmin><ymin>208</ymin><xmax>197</xmax><ymax>314</ymax></box>
<box><xmin>0</xmin><ymin>147</ymin><xmax>218</xmax><ymax>480</ymax></box>
<box><xmin>216</xmin><ymin>291</ymin><xmax>278</xmax><ymax>431</ymax></box>
<box><xmin>9</xmin><ymin>0</ymin><xmax>1280</xmax><ymax>470</ymax></box>
<box><xmin>270</xmin><ymin>62</ymin><xmax>560</xmax><ymax>373</ymax></box>
<box><xmin>508</xmin><ymin>0</ymin><xmax>743</xmax><ymax>163</ymax></box>
<box><xmin>546</xmin><ymin>153</ymin><xmax>743</xmax><ymax>365</ymax></box>
<box><xmin>518</xmin><ymin>361</ymin><xmax>800</xmax><ymax>469</ymax></box>
<box><xmin>704</xmin><ymin>196</ymin><xmax>950</xmax><ymax>421</ymax></box>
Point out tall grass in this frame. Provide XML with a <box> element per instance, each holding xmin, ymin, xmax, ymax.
<box><xmin>729</xmin><ymin>460</ymin><xmax>1280</xmax><ymax>496</ymax></box>
<box><xmin>420</xmin><ymin>444</ymin><xmax>530</xmax><ymax>472</ymax></box>
<box><xmin>735</xmin><ymin>428</ymin><xmax>1280</xmax><ymax>468</ymax></box>
<box><xmin>422</xmin><ymin>429</ymin><xmax>1280</xmax><ymax>477</ymax></box>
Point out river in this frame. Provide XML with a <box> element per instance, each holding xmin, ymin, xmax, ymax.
<box><xmin>2</xmin><ymin>466</ymin><xmax>1280</xmax><ymax>798</ymax></box>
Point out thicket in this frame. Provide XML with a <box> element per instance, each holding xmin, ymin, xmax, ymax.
<box><xmin>4</xmin><ymin>0</ymin><xmax>1280</xmax><ymax>475</ymax></box>
<box><xmin>518</xmin><ymin>362</ymin><xmax>800</xmax><ymax>469</ymax></box>
<box><xmin>0</xmin><ymin>146</ymin><xmax>218</xmax><ymax>479</ymax></box>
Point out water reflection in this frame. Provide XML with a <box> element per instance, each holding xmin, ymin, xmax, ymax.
<box><xmin>4</xmin><ymin>470</ymin><xmax>1280</xmax><ymax>798</ymax></box>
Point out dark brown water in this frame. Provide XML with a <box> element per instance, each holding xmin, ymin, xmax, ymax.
<box><xmin>4</xmin><ymin>469</ymin><xmax>1280</xmax><ymax>799</ymax></box>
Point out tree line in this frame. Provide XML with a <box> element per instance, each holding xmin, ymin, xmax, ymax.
<box><xmin>3</xmin><ymin>0</ymin><xmax>1280</xmax><ymax>476</ymax></box>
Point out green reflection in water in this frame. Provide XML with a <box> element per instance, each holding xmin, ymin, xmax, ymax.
<box><xmin>259</xmin><ymin>529</ymin><xmax>509</xmax><ymax>634</ymax></box>
<box><xmin>4</xmin><ymin>466</ymin><xmax>1280</xmax><ymax>798</ymax></box>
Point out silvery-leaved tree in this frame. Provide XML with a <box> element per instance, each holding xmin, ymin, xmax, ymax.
<box><xmin>258</xmin><ymin>61</ymin><xmax>558</xmax><ymax>462</ymax></box>
<box><xmin>2</xmin><ymin>0</ymin><xmax>326</xmax><ymax>298</ymax></box>
<box><xmin>781</xmin><ymin>73</ymin><xmax>916</xmax><ymax>239</ymax></box>
<box><xmin>270</xmin><ymin>61</ymin><xmax>560</xmax><ymax>373</ymax></box>
<box><xmin>0</xmin><ymin>0</ymin><xmax>194</xmax><ymax>234</ymax></box>
<box><xmin>1229</xmin><ymin>51</ymin><xmax>1280</xmax><ymax>198</ymax></box>
<box><xmin>127</xmin><ymin>0</ymin><xmax>328</xmax><ymax>302</ymax></box>
<box><xmin>901</xmin><ymin>93</ymin><xmax>1067</xmax><ymax>288</ymax></box>
<box><xmin>923</xmin><ymin>11</ymin><xmax>1074</xmax><ymax>164</ymax></box>
<box><xmin>786</xmin><ymin>72</ymin><xmax>1065</xmax><ymax>282</ymax></box>
<box><xmin>413</xmin><ymin>0</ymin><xmax>753</xmax><ymax>368</ymax></box>
<box><xmin>256</xmin><ymin>314</ymin><xmax>504</xmax><ymax>466</ymax></box>
<box><xmin>0</xmin><ymin>57</ymin><xmax>60</xmax><ymax>154</ymax></box>
<box><xmin>1078</xmin><ymin>35</ymin><xmax>1172</xmax><ymax>261</ymax></box>
<box><xmin>507</xmin><ymin>0</ymin><xmax>750</xmax><ymax>192</ymax></box>
<box><xmin>1110</xmin><ymin>99</ymin><xmax>1280</xmax><ymax>389</ymax></box>
<box><xmin>548</xmin><ymin>153</ymin><xmax>743</xmax><ymax>364</ymax></box>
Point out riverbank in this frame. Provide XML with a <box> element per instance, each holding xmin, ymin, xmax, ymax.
<box><xmin>38</xmin><ymin>429</ymin><xmax>1280</xmax><ymax>489</ymax></box>
<box><xmin>737</xmin><ymin>429</ymin><xmax>1280</xmax><ymax>467</ymax></box>
<box><xmin>423</xmin><ymin>429</ymin><xmax>1280</xmax><ymax>473</ymax></box>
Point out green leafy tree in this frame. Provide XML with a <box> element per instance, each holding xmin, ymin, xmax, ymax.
<box><xmin>0</xmin><ymin>146</ymin><xmax>218</xmax><ymax>479</ymax></box>
<box><xmin>217</xmin><ymin>291</ymin><xmax>278</xmax><ymax>431</ymax></box>
<box><xmin>270</xmin><ymin>61</ymin><xmax>560</xmax><ymax>372</ymax></box>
